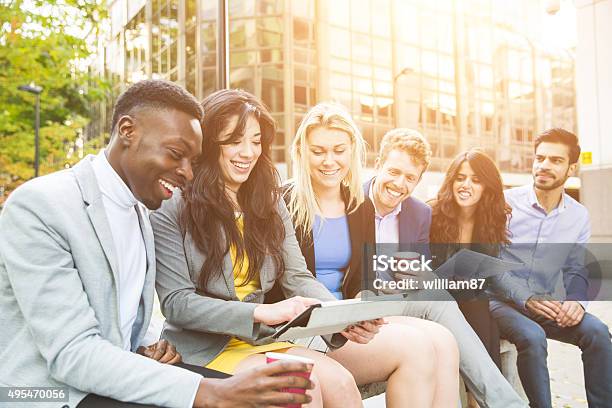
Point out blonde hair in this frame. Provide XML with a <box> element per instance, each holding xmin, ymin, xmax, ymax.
<box><xmin>378</xmin><ymin>128</ymin><xmax>432</xmax><ymax>170</ymax></box>
<box><xmin>288</xmin><ymin>102</ymin><xmax>367</xmax><ymax>237</ymax></box>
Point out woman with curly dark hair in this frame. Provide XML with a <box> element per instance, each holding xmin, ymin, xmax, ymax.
<box><xmin>429</xmin><ymin>148</ymin><xmax>511</xmax><ymax>373</ymax></box>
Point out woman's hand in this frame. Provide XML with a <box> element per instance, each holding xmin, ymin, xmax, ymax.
<box><xmin>341</xmin><ymin>318</ymin><xmax>386</xmax><ymax>344</ymax></box>
<box><xmin>253</xmin><ymin>296</ymin><xmax>321</xmax><ymax>326</ymax></box>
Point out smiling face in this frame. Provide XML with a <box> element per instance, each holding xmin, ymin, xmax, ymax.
<box><xmin>532</xmin><ymin>141</ymin><xmax>574</xmax><ymax>191</ymax></box>
<box><xmin>307</xmin><ymin>127</ymin><xmax>352</xmax><ymax>192</ymax></box>
<box><xmin>452</xmin><ymin>161</ymin><xmax>485</xmax><ymax>210</ymax></box>
<box><xmin>218</xmin><ymin>114</ymin><xmax>262</xmax><ymax>192</ymax></box>
<box><xmin>115</xmin><ymin>108</ymin><xmax>202</xmax><ymax>210</ymax></box>
<box><xmin>372</xmin><ymin>149</ymin><xmax>425</xmax><ymax>216</ymax></box>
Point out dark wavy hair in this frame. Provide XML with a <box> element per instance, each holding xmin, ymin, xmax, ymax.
<box><xmin>180</xmin><ymin>89</ymin><xmax>285</xmax><ymax>288</ymax></box>
<box><xmin>430</xmin><ymin>148</ymin><xmax>511</xmax><ymax>247</ymax></box>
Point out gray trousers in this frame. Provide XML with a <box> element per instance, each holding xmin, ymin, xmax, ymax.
<box><xmin>399</xmin><ymin>291</ymin><xmax>527</xmax><ymax>408</ymax></box>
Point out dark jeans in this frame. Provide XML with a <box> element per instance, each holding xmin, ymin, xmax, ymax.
<box><xmin>490</xmin><ymin>299</ymin><xmax>612</xmax><ymax>408</ymax></box>
<box><xmin>77</xmin><ymin>363</ymin><xmax>229</xmax><ymax>408</ymax></box>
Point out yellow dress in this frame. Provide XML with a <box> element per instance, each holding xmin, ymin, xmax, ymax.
<box><xmin>205</xmin><ymin>215</ymin><xmax>295</xmax><ymax>374</ymax></box>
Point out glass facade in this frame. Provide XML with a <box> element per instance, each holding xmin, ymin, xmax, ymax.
<box><xmin>325</xmin><ymin>0</ymin><xmax>394</xmax><ymax>159</ymax></box>
<box><xmin>226</xmin><ymin>0</ymin><xmax>288</xmax><ymax>161</ymax></box>
<box><xmin>94</xmin><ymin>0</ymin><xmax>576</xmax><ymax>174</ymax></box>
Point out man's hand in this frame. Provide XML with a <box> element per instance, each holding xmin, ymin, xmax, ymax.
<box><xmin>555</xmin><ymin>301</ymin><xmax>585</xmax><ymax>327</ymax></box>
<box><xmin>194</xmin><ymin>360</ymin><xmax>314</xmax><ymax>408</ymax></box>
<box><xmin>136</xmin><ymin>339</ymin><xmax>182</xmax><ymax>364</ymax></box>
<box><xmin>341</xmin><ymin>318</ymin><xmax>385</xmax><ymax>344</ymax></box>
<box><xmin>525</xmin><ymin>296</ymin><xmax>562</xmax><ymax>321</ymax></box>
<box><xmin>253</xmin><ymin>296</ymin><xmax>321</xmax><ymax>326</ymax></box>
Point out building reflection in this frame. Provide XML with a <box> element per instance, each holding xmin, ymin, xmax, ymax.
<box><xmin>94</xmin><ymin>0</ymin><xmax>575</xmax><ymax>178</ymax></box>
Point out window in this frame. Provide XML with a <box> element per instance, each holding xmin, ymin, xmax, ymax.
<box><xmin>262</xmin><ymin>79</ymin><xmax>284</xmax><ymax>112</ymax></box>
<box><xmin>293</xmin><ymin>18</ymin><xmax>310</xmax><ymax>43</ymax></box>
<box><xmin>294</xmin><ymin>86</ymin><xmax>307</xmax><ymax>105</ymax></box>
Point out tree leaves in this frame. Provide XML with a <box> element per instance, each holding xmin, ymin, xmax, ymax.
<box><xmin>0</xmin><ymin>0</ymin><xmax>107</xmax><ymax>198</ymax></box>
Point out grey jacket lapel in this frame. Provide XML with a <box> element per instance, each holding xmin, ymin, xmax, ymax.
<box><xmin>259</xmin><ymin>256</ymin><xmax>276</xmax><ymax>291</ymax></box>
<box><xmin>213</xmin><ymin>226</ymin><xmax>237</xmax><ymax>299</ymax></box>
<box><xmin>186</xmin><ymin>227</ymin><xmax>236</xmax><ymax>299</ymax></box>
<box><xmin>222</xmin><ymin>254</ymin><xmax>236</xmax><ymax>298</ymax></box>
<box><xmin>138</xmin><ymin>204</ymin><xmax>155</xmax><ymax>307</ymax></box>
<box><xmin>74</xmin><ymin>157</ymin><xmax>156</xmax><ymax>349</ymax></box>
<box><xmin>73</xmin><ymin>157</ymin><xmax>121</xmax><ymax>287</ymax></box>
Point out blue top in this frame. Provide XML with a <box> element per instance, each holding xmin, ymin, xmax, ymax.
<box><xmin>313</xmin><ymin>215</ymin><xmax>352</xmax><ymax>300</ymax></box>
<box><xmin>492</xmin><ymin>184</ymin><xmax>590</xmax><ymax>308</ymax></box>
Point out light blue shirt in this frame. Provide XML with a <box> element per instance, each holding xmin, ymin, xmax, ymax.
<box><xmin>493</xmin><ymin>184</ymin><xmax>591</xmax><ymax>308</ymax></box>
<box><xmin>313</xmin><ymin>215</ymin><xmax>352</xmax><ymax>300</ymax></box>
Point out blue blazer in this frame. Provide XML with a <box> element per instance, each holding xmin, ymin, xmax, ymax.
<box><xmin>364</xmin><ymin>178</ymin><xmax>432</xmax><ymax>253</ymax></box>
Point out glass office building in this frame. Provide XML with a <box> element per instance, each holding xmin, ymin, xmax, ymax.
<box><xmin>94</xmin><ymin>0</ymin><xmax>576</xmax><ymax>176</ymax></box>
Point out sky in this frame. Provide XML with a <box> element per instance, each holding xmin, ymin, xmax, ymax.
<box><xmin>541</xmin><ymin>0</ymin><xmax>577</xmax><ymax>52</ymax></box>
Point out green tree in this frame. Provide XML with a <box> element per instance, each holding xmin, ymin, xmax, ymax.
<box><xmin>0</xmin><ymin>0</ymin><xmax>108</xmax><ymax>199</ymax></box>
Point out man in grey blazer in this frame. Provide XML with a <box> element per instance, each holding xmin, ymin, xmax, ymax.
<box><xmin>0</xmin><ymin>80</ymin><xmax>314</xmax><ymax>408</ymax></box>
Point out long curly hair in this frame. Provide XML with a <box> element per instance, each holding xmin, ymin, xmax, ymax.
<box><xmin>430</xmin><ymin>149</ymin><xmax>511</xmax><ymax>247</ymax></box>
<box><xmin>180</xmin><ymin>89</ymin><xmax>285</xmax><ymax>289</ymax></box>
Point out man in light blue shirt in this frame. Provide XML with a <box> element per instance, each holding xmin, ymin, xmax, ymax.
<box><xmin>490</xmin><ymin>128</ymin><xmax>612</xmax><ymax>408</ymax></box>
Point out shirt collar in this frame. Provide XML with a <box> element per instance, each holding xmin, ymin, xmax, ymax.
<box><xmin>91</xmin><ymin>149</ymin><xmax>138</xmax><ymax>209</ymax></box>
<box><xmin>558</xmin><ymin>194</ymin><xmax>566</xmax><ymax>212</ymax></box>
<box><xmin>369</xmin><ymin>178</ymin><xmax>402</xmax><ymax>219</ymax></box>
<box><xmin>528</xmin><ymin>184</ymin><xmax>566</xmax><ymax>213</ymax></box>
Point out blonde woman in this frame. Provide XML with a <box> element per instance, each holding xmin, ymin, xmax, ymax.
<box><xmin>268</xmin><ymin>102</ymin><xmax>460</xmax><ymax>408</ymax></box>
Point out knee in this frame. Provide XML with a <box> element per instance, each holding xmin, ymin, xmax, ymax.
<box><xmin>333</xmin><ymin>365</ymin><xmax>360</xmax><ymax>398</ymax></box>
<box><xmin>431</xmin><ymin>322</ymin><xmax>458</xmax><ymax>345</ymax></box>
<box><xmin>393</xmin><ymin>326</ymin><xmax>437</xmax><ymax>379</ymax></box>
<box><xmin>579</xmin><ymin>318</ymin><xmax>611</xmax><ymax>347</ymax></box>
<box><xmin>316</xmin><ymin>359</ymin><xmax>359</xmax><ymax>396</ymax></box>
<box><xmin>516</xmin><ymin>324</ymin><xmax>548</xmax><ymax>351</ymax></box>
<box><xmin>338</xmin><ymin>364</ymin><xmax>357</xmax><ymax>387</ymax></box>
<box><xmin>436</xmin><ymin>324</ymin><xmax>460</xmax><ymax>364</ymax></box>
<box><xmin>425</xmin><ymin>323</ymin><xmax>459</xmax><ymax>376</ymax></box>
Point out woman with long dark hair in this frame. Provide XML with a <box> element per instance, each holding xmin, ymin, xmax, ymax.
<box><xmin>151</xmin><ymin>90</ymin><xmax>376</xmax><ymax>407</ymax></box>
<box><xmin>430</xmin><ymin>148</ymin><xmax>511</xmax><ymax>372</ymax></box>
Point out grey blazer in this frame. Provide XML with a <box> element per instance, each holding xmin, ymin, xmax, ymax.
<box><xmin>0</xmin><ymin>156</ymin><xmax>201</xmax><ymax>408</ymax></box>
<box><xmin>150</xmin><ymin>192</ymin><xmax>344</xmax><ymax>365</ymax></box>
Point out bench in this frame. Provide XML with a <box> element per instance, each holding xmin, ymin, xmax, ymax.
<box><xmin>358</xmin><ymin>339</ymin><xmax>527</xmax><ymax>402</ymax></box>
<box><xmin>499</xmin><ymin>339</ymin><xmax>528</xmax><ymax>400</ymax></box>
<box><xmin>358</xmin><ymin>381</ymin><xmax>387</xmax><ymax>400</ymax></box>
